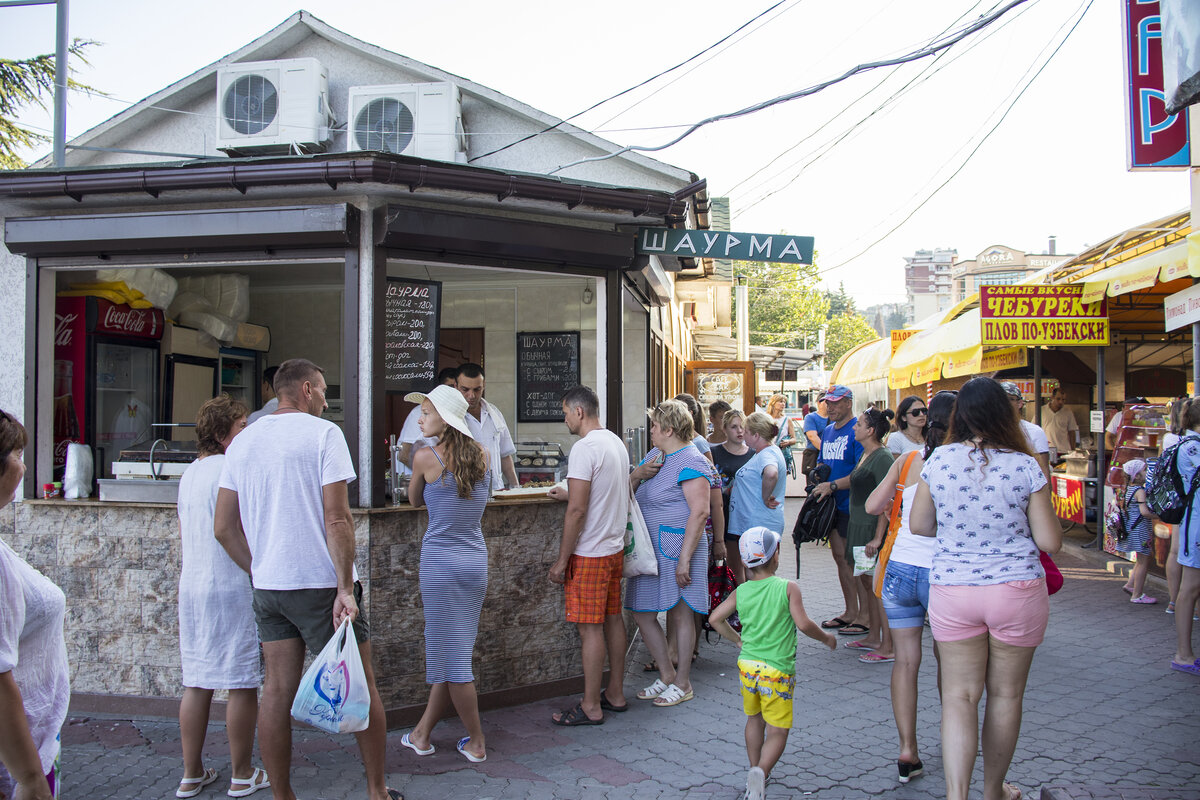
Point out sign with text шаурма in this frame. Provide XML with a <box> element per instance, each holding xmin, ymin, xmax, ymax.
<box><xmin>637</xmin><ymin>228</ymin><xmax>814</xmax><ymax>265</ymax></box>
<box><xmin>384</xmin><ymin>277</ymin><xmax>441</xmax><ymax>392</ymax></box>
<box><xmin>516</xmin><ymin>331</ymin><xmax>581</xmax><ymax>422</ymax></box>
<box><xmin>979</xmin><ymin>285</ymin><xmax>1108</xmax><ymax>347</ymax></box>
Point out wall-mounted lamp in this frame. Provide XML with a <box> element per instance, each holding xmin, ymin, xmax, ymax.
<box><xmin>583</xmin><ymin>284</ymin><xmax>594</xmax><ymax>305</ymax></box>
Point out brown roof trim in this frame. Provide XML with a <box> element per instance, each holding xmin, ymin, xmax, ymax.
<box><xmin>0</xmin><ymin>153</ymin><xmax>702</xmax><ymax>221</ymax></box>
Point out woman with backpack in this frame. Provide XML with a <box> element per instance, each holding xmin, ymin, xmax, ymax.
<box><xmin>862</xmin><ymin>390</ymin><xmax>958</xmax><ymax>785</ymax></box>
<box><xmin>910</xmin><ymin>377</ymin><xmax>1061</xmax><ymax>800</ymax></box>
<box><xmin>1170</xmin><ymin>398</ymin><xmax>1200</xmax><ymax>676</ymax></box>
<box><xmin>1162</xmin><ymin>398</ymin><xmax>1200</xmax><ymax>620</ymax></box>
<box><xmin>1116</xmin><ymin>460</ymin><xmax>1158</xmax><ymax>605</ymax></box>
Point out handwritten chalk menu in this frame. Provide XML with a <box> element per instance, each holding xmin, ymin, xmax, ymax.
<box><xmin>516</xmin><ymin>331</ymin><xmax>580</xmax><ymax>422</ymax></box>
<box><xmin>384</xmin><ymin>277</ymin><xmax>441</xmax><ymax>392</ymax></box>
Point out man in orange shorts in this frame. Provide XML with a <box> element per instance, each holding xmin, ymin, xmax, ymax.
<box><xmin>547</xmin><ymin>386</ymin><xmax>630</xmax><ymax>725</ymax></box>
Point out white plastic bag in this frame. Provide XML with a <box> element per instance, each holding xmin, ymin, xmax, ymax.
<box><xmin>623</xmin><ymin>486</ymin><xmax>658</xmax><ymax>578</ymax></box>
<box><xmin>63</xmin><ymin>443</ymin><xmax>93</xmax><ymax>499</ymax></box>
<box><xmin>852</xmin><ymin>545</ymin><xmax>877</xmax><ymax>577</ymax></box>
<box><xmin>291</xmin><ymin>618</ymin><xmax>370</xmax><ymax>733</ymax></box>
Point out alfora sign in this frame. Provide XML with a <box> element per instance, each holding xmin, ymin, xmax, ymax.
<box><xmin>637</xmin><ymin>228</ymin><xmax>814</xmax><ymax>265</ymax></box>
<box><xmin>979</xmin><ymin>285</ymin><xmax>1109</xmax><ymax>346</ymax></box>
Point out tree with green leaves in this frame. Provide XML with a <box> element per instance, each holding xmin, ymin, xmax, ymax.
<box><xmin>734</xmin><ymin>259</ymin><xmax>828</xmax><ymax>349</ymax></box>
<box><xmin>824</xmin><ymin>309</ymin><xmax>881</xmax><ymax>366</ymax></box>
<box><xmin>1</xmin><ymin>39</ymin><xmax>100</xmax><ymax>169</ymax></box>
<box><xmin>733</xmin><ymin>259</ymin><xmax>881</xmax><ymax>364</ymax></box>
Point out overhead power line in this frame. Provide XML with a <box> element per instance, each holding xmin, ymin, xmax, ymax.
<box><xmin>818</xmin><ymin>0</ymin><xmax>1094</xmax><ymax>276</ymax></box>
<box><xmin>467</xmin><ymin>0</ymin><xmax>794</xmax><ymax>163</ymax></box>
<box><xmin>548</xmin><ymin>0</ymin><xmax>1034</xmax><ymax>175</ymax></box>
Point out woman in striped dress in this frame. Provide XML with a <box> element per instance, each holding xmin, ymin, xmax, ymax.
<box><xmin>401</xmin><ymin>385</ymin><xmax>491</xmax><ymax>764</ymax></box>
<box><xmin>627</xmin><ymin>400</ymin><xmax>716</xmax><ymax>708</ymax></box>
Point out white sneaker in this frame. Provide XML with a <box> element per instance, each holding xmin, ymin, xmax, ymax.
<box><xmin>746</xmin><ymin>766</ymin><xmax>766</xmax><ymax>800</ymax></box>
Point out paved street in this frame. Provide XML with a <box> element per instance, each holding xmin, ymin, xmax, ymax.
<box><xmin>61</xmin><ymin>500</ymin><xmax>1200</xmax><ymax>800</ymax></box>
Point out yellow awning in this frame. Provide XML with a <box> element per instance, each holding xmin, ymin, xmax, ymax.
<box><xmin>830</xmin><ymin>337</ymin><xmax>891</xmax><ymax>386</ymax></box>
<box><xmin>889</xmin><ymin>309</ymin><xmax>982</xmax><ymax>388</ymax></box>
<box><xmin>1079</xmin><ymin>241</ymin><xmax>1190</xmax><ymax>304</ymax></box>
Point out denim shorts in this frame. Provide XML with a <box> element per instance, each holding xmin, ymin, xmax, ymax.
<box><xmin>880</xmin><ymin>561</ymin><xmax>930</xmax><ymax>629</ymax></box>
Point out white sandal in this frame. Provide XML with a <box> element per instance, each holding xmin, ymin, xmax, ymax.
<box><xmin>227</xmin><ymin>767</ymin><xmax>270</xmax><ymax>798</ymax></box>
<box><xmin>652</xmin><ymin>683</ymin><xmax>694</xmax><ymax>707</ymax></box>
<box><xmin>636</xmin><ymin>678</ymin><xmax>668</xmax><ymax>699</ymax></box>
<box><xmin>176</xmin><ymin>767</ymin><xmax>219</xmax><ymax>798</ymax></box>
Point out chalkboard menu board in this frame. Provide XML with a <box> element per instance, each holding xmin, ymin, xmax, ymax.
<box><xmin>384</xmin><ymin>277</ymin><xmax>441</xmax><ymax>392</ymax></box>
<box><xmin>516</xmin><ymin>331</ymin><xmax>580</xmax><ymax>422</ymax></box>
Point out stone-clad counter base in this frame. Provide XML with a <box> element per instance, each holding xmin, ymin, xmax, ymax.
<box><xmin>1</xmin><ymin>498</ymin><xmax>590</xmax><ymax>725</ymax></box>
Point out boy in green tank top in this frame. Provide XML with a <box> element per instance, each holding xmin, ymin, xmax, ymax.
<box><xmin>709</xmin><ymin>527</ymin><xmax>836</xmax><ymax>800</ymax></box>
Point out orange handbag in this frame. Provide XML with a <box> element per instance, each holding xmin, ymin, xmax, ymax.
<box><xmin>873</xmin><ymin>451</ymin><xmax>919</xmax><ymax>598</ymax></box>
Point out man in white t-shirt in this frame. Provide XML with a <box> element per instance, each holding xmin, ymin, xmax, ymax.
<box><xmin>547</xmin><ymin>385</ymin><xmax>630</xmax><ymax>725</ymax></box>
<box><xmin>1000</xmin><ymin>381</ymin><xmax>1051</xmax><ymax>482</ymax></box>
<box><xmin>215</xmin><ymin>359</ymin><xmax>400</xmax><ymax>800</ymax></box>
<box><xmin>1041</xmin><ymin>386</ymin><xmax>1078</xmax><ymax>459</ymax></box>
<box><xmin>397</xmin><ymin>367</ymin><xmax>458</xmax><ymax>477</ymax></box>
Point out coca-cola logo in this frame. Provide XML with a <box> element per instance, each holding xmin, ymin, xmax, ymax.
<box><xmin>102</xmin><ymin>305</ymin><xmax>157</xmax><ymax>336</ymax></box>
<box><xmin>53</xmin><ymin>437</ymin><xmax>73</xmax><ymax>465</ymax></box>
<box><xmin>55</xmin><ymin>313</ymin><xmax>78</xmax><ymax>347</ymax></box>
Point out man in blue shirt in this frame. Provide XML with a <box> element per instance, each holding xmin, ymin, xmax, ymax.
<box><xmin>810</xmin><ymin>385</ymin><xmax>865</xmax><ymax>632</ymax></box>
<box><xmin>801</xmin><ymin>393</ymin><xmax>829</xmax><ymax>481</ymax></box>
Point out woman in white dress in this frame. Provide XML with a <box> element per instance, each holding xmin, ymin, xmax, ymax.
<box><xmin>0</xmin><ymin>410</ymin><xmax>69</xmax><ymax>800</ymax></box>
<box><xmin>176</xmin><ymin>396</ymin><xmax>269</xmax><ymax>798</ymax></box>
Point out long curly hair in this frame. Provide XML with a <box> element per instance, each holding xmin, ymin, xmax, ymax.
<box><xmin>945</xmin><ymin>377</ymin><xmax>1033</xmax><ymax>468</ymax></box>
<box><xmin>440</xmin><ymin>426</ymin><xmax>488</xmax><ymax>498</ymax></box>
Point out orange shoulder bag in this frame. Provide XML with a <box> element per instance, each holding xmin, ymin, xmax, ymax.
<box><xmin>873</xmin><ymin>450</ymin><xmax>919</xmax><ymax>598</ymax></box>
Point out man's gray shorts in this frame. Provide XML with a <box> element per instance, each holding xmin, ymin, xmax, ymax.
<box><xmin>252</xmin><ymin>581</ymin><xmax>370</xmax><ymax>656</ymax></box>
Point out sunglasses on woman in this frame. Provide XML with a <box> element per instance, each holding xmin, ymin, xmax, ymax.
<box><xmin>909</xmin><ymin>408</ymin><xmax>927</xmax><ymax>416</ymax></box>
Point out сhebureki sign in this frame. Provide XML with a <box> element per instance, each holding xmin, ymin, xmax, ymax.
<box><xmin>979</xmin><ymin>285</ymin><xmax>1109</xmax><ymax>346</ymax></box>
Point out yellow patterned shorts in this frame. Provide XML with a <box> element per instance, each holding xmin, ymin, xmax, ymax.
<box><xmin>738</xmin><ymin>658</ymin><xmax>795</xmax><ymax>728</ymax></box>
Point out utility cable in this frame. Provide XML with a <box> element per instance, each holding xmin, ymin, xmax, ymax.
<box><xmin>732</xmin><ymin>0</ymin><xmax>1038</xmax><ymax>210</ymax></box>
<box><xmin>818</xmin><ymin>0</ymin><xmax>1094</xmax><ymax>275</ymax></box>
<box><xmin>548</xmin><ymin>0</ymin><xmax>1033</xmax><ymax>175</ymax></box>
<box><xmin>467</xmin><ymin>0</ymin><xmax>793</xmax><ymax>163</ymax></box>
<box><xmin>726</xmin><ymin>0</ymin><xmax>993</xmax><ymax>197</ymax></box>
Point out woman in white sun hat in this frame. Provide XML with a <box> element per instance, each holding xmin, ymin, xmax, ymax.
<box><xmin>400</xmin><ymin>384</ymin><xmax>492</xmax><ymax>764</ymax></box>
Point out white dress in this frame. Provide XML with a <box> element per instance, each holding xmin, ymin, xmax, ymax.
<box><xmin>0</xmin><ymin>538</ymin><xmax>69</xmax><ymax>794</ymax></box>
<box><xmin>178</xmin><ymin>455</ymin><xmax>261</xmax><ymax>689</ymax></box>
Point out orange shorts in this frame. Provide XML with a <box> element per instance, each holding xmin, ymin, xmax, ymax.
<box><xmin>565</xmin><ymin>552</ymin><xmax>623</xmax><ymax>624</ymax></box>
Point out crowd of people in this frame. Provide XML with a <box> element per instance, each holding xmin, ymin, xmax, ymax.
<box><xmin>2</xmin><ymin>369</ymin><xmax>1198</xmax><ymax>800</ymax></box>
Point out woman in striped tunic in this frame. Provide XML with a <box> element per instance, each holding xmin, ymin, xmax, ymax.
<box><xmin>627</xmin><ymin>399</ymin><xmax>717</xmax><ymax>708</ymax></box>
<box><xmin>401</xmin><ymin>385</ymin><xmax>491</xmax><ymax>764</ymax></box>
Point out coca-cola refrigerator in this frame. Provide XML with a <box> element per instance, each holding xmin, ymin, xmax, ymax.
<box><xmin>54</xmin><ymin>297</ymin><xmax>164</xmax><ymax>483</ymax></box>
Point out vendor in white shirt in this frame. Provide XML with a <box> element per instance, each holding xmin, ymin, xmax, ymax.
<box><xmin>456</xmin><ymin>363</ymin><xmax>519</xmax><ymax>490</ymax></box>
<box><xmin>246</xmin><ymin>366</ymin><xmax>279</xmax><ymax>424</ymax></box>
<box><xmin>397</xmin><ymin>367</ymin><xmax>459</xmax><ymax>476</ymax></box>
<box><xmin>1041</xmin><ymin>386</ymin><xmax>1078</xmax><ymax>460</ymax></box>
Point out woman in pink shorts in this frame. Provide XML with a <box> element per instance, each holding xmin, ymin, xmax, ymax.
<box><xmin>910</xmin><ymin>377</ymin><xmax>1061</xmax><ymax>800</ymax></box>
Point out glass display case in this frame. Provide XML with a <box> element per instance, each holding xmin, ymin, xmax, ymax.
<box><xmin>1103</xmin><ymin>403</ymin><xmax>1168</xmax><ymax>561</ymax></box>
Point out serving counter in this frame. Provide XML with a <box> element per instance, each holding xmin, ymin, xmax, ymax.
<box><xmin>1</xmin><ymin>496</ymin><xmax>584</xmax><ymax>725</ymax></box>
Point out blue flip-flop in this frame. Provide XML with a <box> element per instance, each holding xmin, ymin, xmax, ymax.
<box><xmin>1169</xmin><ymin>659</ymin><xmax>1200</xmax><ymax>676</ymax></box>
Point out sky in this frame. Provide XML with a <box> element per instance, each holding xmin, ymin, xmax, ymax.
<box><xmin>1</xmin><ymin>0</ymin><xmax>1191</xmax><ymax>309</ymax></box>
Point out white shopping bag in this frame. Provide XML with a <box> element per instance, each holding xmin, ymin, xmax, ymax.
<box><xmin>290</xmin><ymin>618</ymin><xmax>370</xmax><ymax>733</ymax></box>
<box><xmin>623</xmin><ymin>486</ymin><xmax>658</xmax><ymax>578</ymax></box>
<box><xmin>852</xmin><ymin>545</ymin><xmax>877</xmax><ymax>577</ymax></box>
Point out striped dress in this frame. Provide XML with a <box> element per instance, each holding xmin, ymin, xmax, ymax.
<box><xmin>626</xmin><ymin>445</ymin><xmax>716</xmax><ymax>614</ymax></box>
<box><xmin>419</xmin><ymin>452</ymin><xmax>490</xmax><ymax>684</ymax></box>
<box><xmin>1120</xmin><ymin>485</ymin><xmax>1153</xmax><ymax>555</ymax></box>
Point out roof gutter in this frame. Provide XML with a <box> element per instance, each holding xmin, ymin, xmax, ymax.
<box><xmin>0</xmin><ymin>154</ymin><xmax>692</xmax><ymax>221</ymax></box>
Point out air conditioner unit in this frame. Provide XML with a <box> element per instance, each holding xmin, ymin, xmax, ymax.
<box><xmin>216</xmin><ymin>58</ymin><xmax>333</xmax><ymax>155</ymax></box>
<box><xmin>347</xmin><ymin>82</ymin><xmax>466</xmax><ymax>163</ymax></box>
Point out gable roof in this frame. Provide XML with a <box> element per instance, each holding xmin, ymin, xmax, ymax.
<box><xmin>36</xmin><ymin>10</ymin><xmax>694</xmax><ymax>185</ymax></box>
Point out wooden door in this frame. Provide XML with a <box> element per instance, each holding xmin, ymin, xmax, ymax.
<box><xmin>384</xmin><ymin>328</ymin><xmax>485</xmax><ymax>439</ymax></box>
